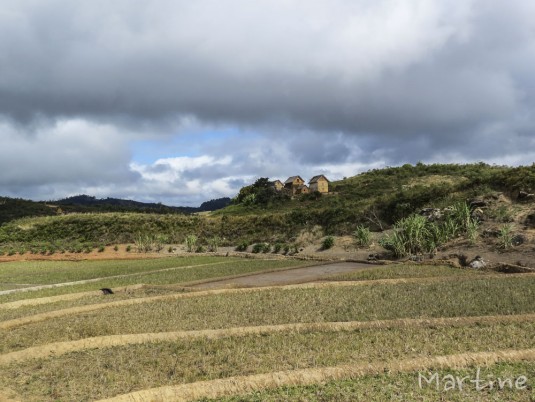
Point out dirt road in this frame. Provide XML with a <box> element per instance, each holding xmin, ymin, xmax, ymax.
<box><xmin>190</xmin><ymin>262</ymin><xmax>377</xmax><ymax>289</ymax></box>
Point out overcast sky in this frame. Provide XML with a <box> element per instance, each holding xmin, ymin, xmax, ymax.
<box><xmin>1</xmin><ymin>0</ymin><xmax>535</xmax><ymax>206</ymax></box>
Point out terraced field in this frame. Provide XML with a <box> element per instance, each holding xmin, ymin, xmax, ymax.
<box><xmin>0</xmin><ymin>257</ymin><xmax>533</xmax><ymax>401</ymax></box>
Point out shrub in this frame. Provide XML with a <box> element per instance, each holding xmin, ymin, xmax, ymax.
<box><xmin>153</xmin><ymin>235</ymin><xmax>166</xmax><ymax>253</ymax></box>
<box><xmin>235</xmin><ymin>241</ymin><xmax>248</xmax><ymax>252</ymax></box>
<box><xmin>322</xmin><ymin>236</ymin><xmax>335</xmax><ymax>250</ymax></box>
<box><xmin>262</xmin><ymin>243</ymin><xmax>271</xmax><ymax>253</ymax></box>
<box><xmin>195</xmin><ymin>245</ymin><xmax>205</xmax><ymax>253</ymax></box>
<box><xmin>113</xmin><ymin>245</ymin><xmax>119</xmax><ymax>252</ymax></box>
<box><xmin>126</xmin><ymin>245</ymin><xmax>132</xmax><ymax>252</ymax></box>
<box><xmin>168</xmin><ymin>246</ymin><xmax>173</xmax><ymax>253</ymax></box>
<box><xmin>273</xmin><ymin>243</ymin><xmax>283</xmax><ymax>253</ymax></box>
<box><xmin>296</xmin><ymin>225</ymin><xmax>324</xmax><ymax>247</ymax></box>
<box><xmin>252</xmin><ymin>243</ymin><xmax>265</xmax><ymax>253</ymax></box>
<box><xmin>98</xmin><ymin>245</ymin><xmax>105</xmax><ymax>252</ymax></box>
<box><xmin>353</xmin><ymin>225</ymin><xmax>371</xmax><ymax>247</ymax></box>
<box><xmin>490</xmin><ymin>205</ymin><xmax>514</xmax><ymax>223</ymax></box>
<box><xmin>283</xmin><ymin>244</ymin><xmax>290</xmax><ymax>254</ymax></box>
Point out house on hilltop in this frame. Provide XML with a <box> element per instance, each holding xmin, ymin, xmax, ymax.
<box><xmin>309</xmin><ymin>175</ymin><xmax>330</xmax><ymax>194</ymax></box>
<box><xmin>295</xmin><ymin>184</ymin><xmax>309</xmax><ymax>195</ymax></box>
<box><xmin>284</xmin><ymin>176</ymin><xmax>306</xmax><ymax>195</ymax></box>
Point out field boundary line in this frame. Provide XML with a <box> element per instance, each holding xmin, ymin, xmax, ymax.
<box><xmin>1</xmin><ymin>313</ymin><xmax>534</xmax><ymax>365</ymax></box>
<box><xmin>98</xmin><ymin>348</ymin><xmax>535</xmax><ymax>401</ymax></box>
<box><xmin>2</xmin><ymin>274</ymin><xmax>534</xmax><ymax>330</ymax></box>
<box><xmin>0</xmin><ymin>285</ymin><xmax>146</xmax><ymax>310</ymax></box>
<box><xmin>0</xmin><ymin>262</ymin><xmax>318</xmax><ymax>310</ymax></box>
<box><xmin>0</xmin><ymin>261</ymin><xmax>232</xmax><ymax>296</ymax></box>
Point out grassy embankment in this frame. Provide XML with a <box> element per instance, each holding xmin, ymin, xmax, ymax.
<box><xmin>2</xmin><ymin>162</ymin><xmax>535</xmax><ymax>254</ymax></box>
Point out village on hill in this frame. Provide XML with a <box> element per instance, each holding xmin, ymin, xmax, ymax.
<box><xmin>269</xmin><ymin>174</ymin><xmax>330</xmax><ymax>196</ymax></box>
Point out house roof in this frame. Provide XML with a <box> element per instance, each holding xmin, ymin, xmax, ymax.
<box><xmin>269</xmin><ymin>180</ymin><xmax>283</xmax><ymax>186</ymax></box>
<box><xmin>284</xmin><ymin>176</ymin><xmax>304</xmax><ymax>184</ymax></box>
<box><xmin>309</xmin><ymin>175</ymin><xmax>330</xmax><ymax>184</ymax></box>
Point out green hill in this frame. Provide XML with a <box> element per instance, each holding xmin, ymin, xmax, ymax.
<box><xmin>1</xmin><ymin>162</ymin><xmax>534</xmax><ymax>254</ymax></box>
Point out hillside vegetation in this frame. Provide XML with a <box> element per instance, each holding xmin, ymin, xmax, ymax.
<box><xmin>1</xmin><ymin>163</ymin><xmax>535</xmax><ymax>254</ymax></box>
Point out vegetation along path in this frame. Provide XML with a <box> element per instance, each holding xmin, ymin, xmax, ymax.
<box><xmin>189</xmin><ymin>262</ymin><xmax>380</xmax><ymax>289</ymax></box>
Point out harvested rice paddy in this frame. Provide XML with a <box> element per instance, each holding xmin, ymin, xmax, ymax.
<box><xmin>0</xmin><ymin>257</ymin><xmax>533</xmax><ymax>401</ymax></box>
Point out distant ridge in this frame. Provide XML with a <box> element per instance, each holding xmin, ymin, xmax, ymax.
<box><xmin>0</xmin><ymin>195</ymin><xmax>231</xmax><ymax>225</ymax></box>
<box><xmin>54</xmin><ymin>195</ymin><xmax>232</xmax><ymax>214</ymax></box>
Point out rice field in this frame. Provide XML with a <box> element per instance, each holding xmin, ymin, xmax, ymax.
<box><xmin>0</xmin><ymin>257</ymin><xmax>533</xmax><ymax>401</ymax></box>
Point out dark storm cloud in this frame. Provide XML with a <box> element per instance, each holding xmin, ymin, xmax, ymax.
<box><xmin>2</xmin><ymin>0</ymin><xmax>531</xmax><ymax>139</ymax></box>
<box><xmin>2</xmin><ymin>0</ymin><xmax>535</xmax><ymax>204</ymax></box>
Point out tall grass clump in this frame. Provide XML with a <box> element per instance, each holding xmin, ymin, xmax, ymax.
<box><xmin>134</xmin><ymin>233</ymin><xmax>155</xmax><ymax>253</ymax></box>
<box><xmin>498</xmin><ymin>224</ymin><xmax>514</xmax><ymax>249</ymax></box>
<box><xmin>207</xmin><ymin>236</ymin><xmax>220</xmax><ymax>252</ymax></box>
<box><xmin>380</xmin><ymin>214</ymin><xmax>432</xmax><ymax>258</ymax></box>
<box><xmin>184</xmin><ymin>235</ymin><xmax>198</xmax><ymax>253</ymax></box>
<box><xmin>449</xmin><ymin>201</ymin><xmax>472</xmax><ymax>232</ymax></box>
<box><xmin>381</xmin><ymin>202</ymin><xmax>481</xmax><ymax>258</ymax></box>
<box><xmin>353</xmin><ymin>225</ymin><xmax>371</xmax><ymax>247</ymax></box>
<box><xmin>466</xmin><ymin>219</ymin><xmax>479</xmax><ymax>245</ymax></box>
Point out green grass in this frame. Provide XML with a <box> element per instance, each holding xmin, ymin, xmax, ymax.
<box><xmin>0</xmin><ymin>256</ymin><xmax>226</xmax><ymax>285</ymax></box>
<box><xmin>211</xmin><ymin>362</ymin><xmax>535</xmax><ymax>402</ymax></box>
<box><xmin>0</xmin><ymin>287</ymin><xmax>181</xmax><ymax>322</ymax></box>
<box><xmin>1</xmin><ymin>323</ymin><xmax>533</xmax><ymax>401</ymax></box>
<box><xmin>327</xmin><ymin>264</ymin><xmax>484</xmax><ymax>281</ymax></box>
<box><xmin>2</xmin><ymin>276</ymin><xmax>533</xmax><ymax>353</ymax></box>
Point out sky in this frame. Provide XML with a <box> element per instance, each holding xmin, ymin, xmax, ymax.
<box><xmin>1</xmin><ymin>0</ymin><xmax>535</xmax><ymax>206</ymax></box>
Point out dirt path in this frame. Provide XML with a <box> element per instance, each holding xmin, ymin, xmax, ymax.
<box><xmin>99</xmin><ymin>348</ymin><xmax>535</xmax><ymax>402</ymax></box>
<box><xmin>2</xmin><ymin>313</ymin><xmax>534</xmax><ymax>365</ymax></box>
<box><xmin>190</xmin><ymin>262</ymin><xmax>378</xmax><ymax>289</ymax></box>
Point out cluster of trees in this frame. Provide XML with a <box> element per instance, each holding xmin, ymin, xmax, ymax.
<box><xmin>235</xmin><ymin>178</ymin><xmax>290</xmax><ymax>206</ymax></box>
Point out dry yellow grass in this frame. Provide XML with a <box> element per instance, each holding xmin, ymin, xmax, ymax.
<box><xmin>2</xmin><ymin>313</ymin><xmax>534</xmax><ymax>366</ymax></box>
<box><xmin>3</xmin><ymin>274</ymin><xmax>532</xmax><ymax>330</ymax></box>
<box><xmin>98</xmin><ymin>348</ymin><xmax>535</xmax><ymax>402</ymax></box>
<box><xmin>0</xmin><ymin>285</ymin><xmax>145</xmax><ymax>310</ymax></box>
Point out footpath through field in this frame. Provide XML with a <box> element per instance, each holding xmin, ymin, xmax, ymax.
<box><xmin>189</xmin><ymin>262</ymin><xmax>377</xmax><ymax>289</ymax></box>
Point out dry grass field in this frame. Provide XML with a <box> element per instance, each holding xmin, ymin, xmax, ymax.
<box><xmin>0</xmin><ymin>256</ymin><xmax>533</xmax><ymax>401</ymax></box>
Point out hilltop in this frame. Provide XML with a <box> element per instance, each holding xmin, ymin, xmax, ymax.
<box><xmin>1</xmin><ymin>162</ymin><xmax>535</xmax><ymax>267</ymax></box>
